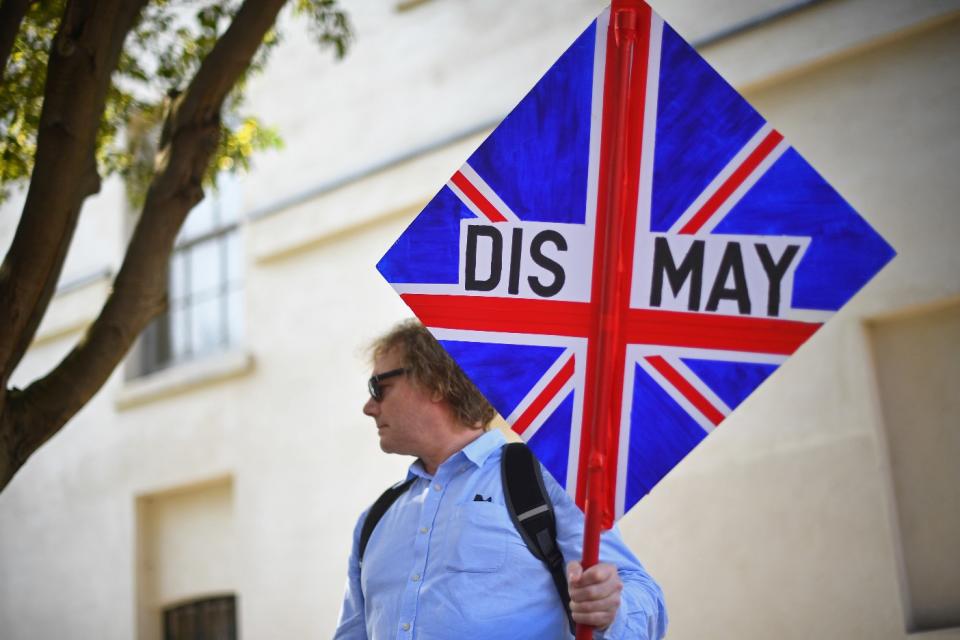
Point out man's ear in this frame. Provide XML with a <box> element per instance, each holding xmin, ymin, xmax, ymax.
<box><xmin>430</xmin><ymin>389</ymin><xmax>444</xmax><ymax>403</ymax></box>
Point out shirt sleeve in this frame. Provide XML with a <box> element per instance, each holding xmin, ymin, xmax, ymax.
<box><xmin>544</xmin><ymin>469</ymin><xmax>668</xmax><ymax>640</ymax></box>
<box><xmin>591</xmin><ymin>523</ymin><xmax>668</xmax><ymax>640</ymax></box>
<box><xmin>332</xmin><ymin>510</ymin><xmax>369</xmax><ymax>640</ymax></box>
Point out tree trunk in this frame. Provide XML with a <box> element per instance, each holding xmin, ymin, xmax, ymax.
<box><xmin>0</xmin><ymin>0</ymin><xmax>289</xmax><ymax>493</ymax></box>
<box><xmin>0</xmin><ymin>0</ymin><xmax>148</xmax><ymax>388</ymax></box>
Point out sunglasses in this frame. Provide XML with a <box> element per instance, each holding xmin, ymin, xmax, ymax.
<box><xmin>367</xmin><ymin>368</ymin><xmax>406</xmax><ymax>401</ymax></box>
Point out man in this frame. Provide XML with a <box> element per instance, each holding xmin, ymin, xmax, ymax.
<box><xmin>334</xmin><ymin>320</ymin><xmax>666</xmax><ymax>639</ymax></box>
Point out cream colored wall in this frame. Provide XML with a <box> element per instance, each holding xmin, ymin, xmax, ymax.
<box><xmin>138</xmin><ymin>478</ymin><xmax>238</xmax><ymax>640</ymax></box>
<box><xmin>619</xmin><ymin>14</ymin><xmax>960</xmax><ymax>640</ymax></box>
<box><xmin>868</xmin><ymin>300</ymin><xmax>960</xmax><ymax>632</ymax></box>
<box><xmin>0</xmin><ymin>1</ymin><xmax>957</xmax><ymax>639</ymax></box>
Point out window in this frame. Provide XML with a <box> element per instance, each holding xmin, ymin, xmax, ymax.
<box><xmin>137</xmin><ymin>175</ymin><xmax>244</xmax><ymax>376</ymax></box>
<box><xmin>163</xmin><ymin>595</ymin><xmax>237</xmax><ymax>640</ymax></box>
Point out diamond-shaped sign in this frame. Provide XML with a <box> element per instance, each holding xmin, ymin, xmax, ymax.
<box><xmin>377</xmin><ymin>1</ymin><xmax>894</xmax><ymax>528</ymax></box>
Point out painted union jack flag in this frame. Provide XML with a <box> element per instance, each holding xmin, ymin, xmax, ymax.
<box><xmin>377</xmin><ymin>3</ymin><xmax>895</xmax><ymax>525</ymax></box>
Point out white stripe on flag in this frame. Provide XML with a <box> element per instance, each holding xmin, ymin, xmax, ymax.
<box><xmin>615</xmin><ymin>346</ymin><xmax>643</xmax><ymax>520</ymax></box>
<box><xmin>506</xmin><ymin>349</ymin><xmax>575</xmax><ymax>426</ymax></box>
<box><xmin>634</xmin><ymin>344</ymin><xmax>788</xmax><ymax>366</ymax></box>
<box><xmin>665</xmin><ymin>354</ymin><xmax>732</xmax><ymax>416</ymax></box>
<box><xmin>518</xmin><ymin>373</ymin><xmax>576</xmax><ymax>444</ymax></box>
<box><xmin>668</xmin><ymin>125</ymin><xmax>789</xmax><ymax>235</ymax></box>
<box><xmin>457</xmin><ymin>163</ymin><xmax>522</xmax><ymax>223</ymax></box>
<box><xmin>584</xmin><ymin>6</ymin><xmax>610</xmax><ymax>234</ymax></box>
<box><xmin>635</xmin><ymin>12</ymin><xmax>663</xmax><ymax>235</ymax></box>
<box><xmin>637</xmin><ymin>356</ymin><xmax>719</xmax><ymax>434</ymax></box>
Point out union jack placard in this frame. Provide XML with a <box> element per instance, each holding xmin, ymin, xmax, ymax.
<box><xmin>377</xmin><ymin>2</ymin><xmax>894</xmax><ymax>526</ymax></box>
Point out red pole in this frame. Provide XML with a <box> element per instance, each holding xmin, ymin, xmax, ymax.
<box><xmin>576</xmin><ymin>3</ymin><xmax>641</xmax><ymax>638</ymax></box>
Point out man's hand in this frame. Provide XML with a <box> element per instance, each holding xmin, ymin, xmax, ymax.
<box><xmin>567</xmin><ymin>560</ymin><xmax>623</xmax><ymax>630</ymax></box>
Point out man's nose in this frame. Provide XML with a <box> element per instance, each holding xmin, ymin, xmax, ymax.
<box><xmin>363</xmin><ymin>396</ymin><xmax>378</xmax><ymax>416</ymax></box>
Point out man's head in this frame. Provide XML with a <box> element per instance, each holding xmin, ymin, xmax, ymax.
<box><xmin>366</xmin><ymin>319</ymin><xmax>494</xmax><ymax>428</ymax></box>
<box><xmin>362</xmin><ymin>320</ymin><xmax>495</xmax><ymax>470</ymax></box>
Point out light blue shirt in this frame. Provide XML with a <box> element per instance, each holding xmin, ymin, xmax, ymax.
<box><xmin>334</xmin><ymin>430</ymin><xmax>667</xmax><ymax>640</ymax></box>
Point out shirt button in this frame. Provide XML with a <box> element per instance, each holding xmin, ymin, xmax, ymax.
<box><xmin>433</xmin><ymin>483</ymin><xmax>442</xmax><ymax>491</ymax></box>
<box><xmin>419</xmin><ymin>527</ymin><xmax>429</xmax><ymax>534</ymax></box>
<box><xmin>412</xmin><ymin>573</ymin><xmax>420</xmax><ymax>582</ymax></box>
<box><xmin>401</xmin><ymin>622</ymin><xmax>411</xmax><ymax>631</ymax></box>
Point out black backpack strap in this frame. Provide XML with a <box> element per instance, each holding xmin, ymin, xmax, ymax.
<box><xmin>501</xmin><ymin>442</ymin><xmax>575</xmax><ymax>634</ymax></box>
<box><xmin>359</xmin><ymin>478</ymin><xmax>415</xmax><ymax>563</ymax></box>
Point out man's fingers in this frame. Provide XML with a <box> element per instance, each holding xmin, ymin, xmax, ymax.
<box><xmin>571</xmin><ymin>609</ymin><xmax>616</xmax><ymax>629</ymax></box>
<box><xmin>570</xmin><ymin>590</ymin><xmax>621</xmax><ymax>614</ymax></box>
<box><xmin>567</xmin><ymin>562</ymin><xmax>623</xmax><ymax>630</ymax></box>
<box><xmin>569</xmin><ymin>563</ymin><xmax>622</xmax><ymax>599</ymax></box>
<box><xmin>570</xmin><ymin>561</ymin><xmax>618</xmax><ymax>586</ymax></box>
<box><xmin>568</xmin><ymin>576</ymin><xmax>622</xmax><ymax>603</ymax></box>
<box><xmin>570</xmin><ymin>590</ymin><xmax>621</xmax><ymax>629</ymax></box>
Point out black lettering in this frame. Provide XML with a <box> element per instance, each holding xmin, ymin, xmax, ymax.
<box><xmin>706</xmin><ymin>242</ymin><xmax>751</xmax><ymax>314</ymax></box>
<box><xmin>508</xmin><ymin>227</ymin><xmax>523</xmax><ymax>295</ymax></box>
<box><xmin>528</xmin><ymin>230</ymin><xmax>566</xmax><ymax>297</ymax></box>
<box><xmin>755</xmin><ymin>243</ymin><xmax>800</xmax><ymax>317</ymax></box>
<box><xmin>650</xmin><ymin>237</ymin><xmax>704</xmax><ymax>311</ymax></box>
<box><xmin>465</xmin><ymin>225</ymin><xmax>502</xmax><ymax>291</ymax></box>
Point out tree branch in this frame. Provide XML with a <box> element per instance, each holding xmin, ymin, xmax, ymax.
<box><xmin>0</xmin><ymin>0</ymin><xmax>148</xmax><ymax>389</ymax></box>
<box><xmin>0</xmin><ymin>0</ymin><xmax>32</xmax><ymax>84</ymax></box>
<box><xmin>0</xmin><ymin>0</ymin><xmax>288</xmax><ymax>491</ymax></box>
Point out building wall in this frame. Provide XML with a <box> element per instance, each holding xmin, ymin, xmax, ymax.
<box><xmin>0</xmin><ymin>1</ymin><xmax>957</xmax><ymax>638</ymax></box>
<box><xmin>620</xmin><ymin>11</ymin><xmax>960</xmax><ymax>640</ymax></box>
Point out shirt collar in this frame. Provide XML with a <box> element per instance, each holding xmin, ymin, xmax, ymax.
<box><xmin>406</xmin><ymin>429</ymin><xmax>506</xmax><ymax>480</ymax></box>
<box><xmin>460</xmin><ymin>428</ymin><xmax>506</xmax><ymax>468</ymax></box>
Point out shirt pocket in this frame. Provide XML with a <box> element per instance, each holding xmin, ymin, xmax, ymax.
<box><xmin>444</xmin><ymin>502</ymin><xmax>510</xmax><ymax>573</ymax></box>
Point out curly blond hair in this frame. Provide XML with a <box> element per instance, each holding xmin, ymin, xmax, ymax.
<box><xmin>370</xmin><ymin>319</ymin><xmax>494</xmax><ymax>430</ymax></box>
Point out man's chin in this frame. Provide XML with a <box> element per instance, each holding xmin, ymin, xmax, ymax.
<box><xmin>377</xmin><ymin>437</ymin><xmax>411</xmax><ymax>458</ymax></box>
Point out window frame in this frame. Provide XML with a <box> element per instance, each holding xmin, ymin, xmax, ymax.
<box><xmin>133</xmin><ymin>178</ymin><xmax>244</xmax><ymax>378</ymax></box>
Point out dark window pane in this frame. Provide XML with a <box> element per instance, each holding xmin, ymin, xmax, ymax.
<box><xmin>140</xmin><ymin>311</ymin><xmax>172</xmax><ymax>375</ymax></box>
<box><xmin>164</xmin><ymin>595</ymin><xmax>236</xmax><ymax>640</ymax></box>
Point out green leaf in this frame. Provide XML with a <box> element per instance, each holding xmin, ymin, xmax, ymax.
<box><xmin>0</xmin><ymin>0</ymin><xmax>352</xmax><ymax>206</ymax></box>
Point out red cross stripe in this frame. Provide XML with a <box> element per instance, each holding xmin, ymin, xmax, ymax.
<box><xmin>403</xmin><ymin>289</ymin><xmax>821</xmax><ymax>527</ymax></box>
<box><xmin>400</xmin><ymin>294</ymin><xmax>819</xmax><ymax>356</ymax></box>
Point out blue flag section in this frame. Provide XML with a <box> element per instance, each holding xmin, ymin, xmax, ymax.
<box><xmin>377</xmin><ymin>2</ymin><xmax>895</xmax><ymax>522</ymax></box>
